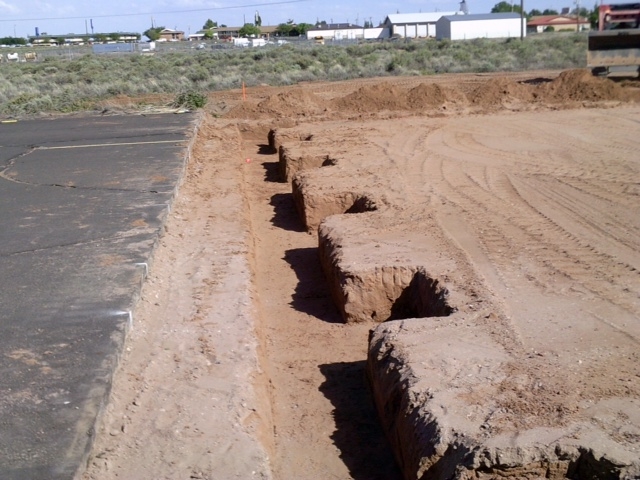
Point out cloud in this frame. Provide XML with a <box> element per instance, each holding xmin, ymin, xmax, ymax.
<box><xmin>0</xmin><ymin>0</ymin><xmax>20</xmax><ymax>13</ymax></box>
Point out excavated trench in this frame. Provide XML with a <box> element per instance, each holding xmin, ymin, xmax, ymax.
<box><xmin>317</xmin><ymin>230</ymin><xmax>456</xmax><ymax>324</ymax></box>
<box><xmin>279</xmin><ymin>145</ymin><xmax>340</xmax><ymax>183</ymax></box>
<box><xmin>387</xmin><ymin>268</ymin><xmax>455</xmax><ymax>321</ymax></box>
<box><xmin>264</xmin><ymin>99</ymin><xmax>640</xmax><ymax>478</ymax></box>
<box><xmin>292</xmin><ymin>180</ymin><xmax>379</xmax><ymax>232</ymax></box>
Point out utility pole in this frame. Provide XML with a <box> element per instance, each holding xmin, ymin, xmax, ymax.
<box><xmin>520</xmin><ymin>0</ymin><xmax>524</xmax><ymax>40</ymax></box>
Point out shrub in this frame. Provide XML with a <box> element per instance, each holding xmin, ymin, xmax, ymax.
<box><xmin>0</xmin><ymin>34</ymin><xmax>588</xmax><ymax>115</ymax></box>
<box><xmin>172</xmin><ymin>90</ymin><xmax>208</xmax><ymax>110</ymax></box>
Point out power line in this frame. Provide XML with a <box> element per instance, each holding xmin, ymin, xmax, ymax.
<box><xmin>0</xmin><ymin>0</ymin><xmax>310</xmax><ymax>23</ymax></box>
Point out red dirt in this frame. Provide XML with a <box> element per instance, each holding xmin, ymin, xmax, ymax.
<box><xmin>82</xmin><ymin>69</ymin><xmax>640</xmax><ymax>480</ymax></box>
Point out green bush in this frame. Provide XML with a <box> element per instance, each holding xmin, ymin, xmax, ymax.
<box><xmin>172</xmin><ymin>90</ymin><xmax>208</xmax><ymax>110</ymax></box>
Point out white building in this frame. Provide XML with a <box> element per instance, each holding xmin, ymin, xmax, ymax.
<box><xmin>384</xmin><ymin>12</ymin><xmax>458</xmax><ymax>38</ymax></box>
<box><xmin>233</xmin><ymin>37</ymin><xmax>250</xmax><ymax>47</ymax></box>
<box><xmin>307</xmin><ymin>23</ymin><xmax>389</xmax><ymax>41</ymax></box>
<box><xmin>436</xmin><ymin>13</ymin><xmax>526</xmax><ymax>40</ymax></box>
<box><xmin>306</xmin><ymin>23</ymin><xmax>389</xmax><ymax>41</ymax></box>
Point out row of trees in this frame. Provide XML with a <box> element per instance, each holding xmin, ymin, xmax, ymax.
<box><xmin>200</xmin><ymin>17</ymin><xmax>316</xmax><ymax>40</ymax></box>
<box><xmin>0</xmin><ymin>37</ymin><xmax>27</xmax><ymax>46</ymax></box>
<box><xmin>143</xmin><ymin>18</ymin><xmax>314</xmax><ymax>41</ymax></box>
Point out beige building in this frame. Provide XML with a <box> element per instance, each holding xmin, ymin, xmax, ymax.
<box><xmin>527</xmin><ymin>15</ymin><xmax>591</xmax><ymax>32</ymax></box>
<box><xmin>158</xmin><ymin>28</ymin><xmax>184</xmax><ymax>41</ymax></box>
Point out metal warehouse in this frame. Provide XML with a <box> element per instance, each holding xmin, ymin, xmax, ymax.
<box><xmin>383</xmin><ymin>12</ymin><xmax>458</xmax><ymax>38</ymax></box>
<box><xmin>436</xmin><ymin>12</ymin><xmax>526</xmax><ymax>40</ymax></box>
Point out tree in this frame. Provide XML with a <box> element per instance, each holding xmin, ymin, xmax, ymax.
<box><xmin>0</xmin><ymin>36</ymin><xmax>26</xmax><ymax>45</ymax></box>
<box><xmin>108</xmin><ymin>33</ymin><xmax>121</xmax><ymax>41</ymax></box>
<box><xmin>276</xmin><ymin>23</ymin><xmax>294</xmax><ymax>36</ymax></box>
<box><xmin>542</xmin><ymin>8</ymin><xmax>559</xmax><ymax>15</ymax></box>
<box><xmin>491</xmin><ymin>1</ymin><xmax>522</xmax><ymax>14</ymax></box>
<box><xmin>573</xmin><ymin>6</ymin><xmax>590</xmax><ymax>17</ymax></box>
<box><xmin>203</xmin><ymin>19</ymin><xmax>217</xmax><ymax>30</ymax></box>
<box><xmin>144</xmin><ymin>26</ymin><xmax>165</xmax><ymax>41</ymax></box>
<box><xmin>589</xmin><ymin>3</ymin><xmax>599</xmax><ymax>28</ymax></box>
<box><xmin>238</xmin><ymin>23</ymin><xmax>261</xmax><ymax>37</ymax></box>
<box><xmin>364</xmin><ymin>20</ymin><xmax>373</xmax><ymax>28</ymax></box>
<box><xmin>529</xmin><ymin>9</ymin><xmax>543</xmax><ymax>16</ymax></box>
<box><xmin>293</xmin><ymin>23</ymin><xmax>313</xmax><ymax>36</ymax></box>
<box><xmin>94</xmin><ymin>33</ymin><xmax>108</xmax><ymax>43</ymax></box>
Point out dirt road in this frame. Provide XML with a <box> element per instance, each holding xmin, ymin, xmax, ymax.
<box><xmin>83</xmin><ymin>70</ymin><xmax>640</xmax><ymax>479</ymax></box>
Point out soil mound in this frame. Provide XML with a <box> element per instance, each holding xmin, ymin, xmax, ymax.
<box><xmin>226</xmin><ymin>89</ymin><xmax>323</xmax><ymax>119</ymax></box>
<box><xmin>468</xmin><ymin>77</ymin><xmax>533</xmax><ymax>107</ymax></box>
<box><xmin>225</xmin><ymin>101</ymin><xmax>263</xmax><ymax>119</ymax></box>
<box><xmin>257</xmin><ymin>89</ymin><xmax>324</xmax><ymax>116</ymax></box>
<box><xmin>331</xmin><ymin>82</ymin><xmax>408</xmax><ymax>113</ymax></box>
<box><xmin>406</xmin><ymin>83</ymin><xmax>466</xmax><ymax>110</ymax></box>
<box><xmin>536</xmin><ymin>68</ymin><xmax>630</xmax><ymax>102</ymax></box>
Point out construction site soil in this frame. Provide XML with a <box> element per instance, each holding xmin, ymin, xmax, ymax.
<box><xmin>83</xmin><ymin>70</ymin><xmax>640</xmax><ymax>480</ymax></box>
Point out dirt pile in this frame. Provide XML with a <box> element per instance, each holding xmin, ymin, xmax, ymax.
<box><xmin>407</xmin><ymin>83</ymin><xmax>466</xmax><ymax>109</ymax></box>
<box><xmin>258</xmin><ymin>89</ymin><xmax>324</xmax><ymax>116</ymax></box>
<box><xmin>468</xmin><ymin>77</ymin><xmax>534</xmax><ymax>107</ymax></box>
<box><xmin>227</xmin><ymin>89</ymin><xmax>324</xmax><ymax>119</ymax></box>
<box><xmin>330</xmin><ymin>82</ymin><xmax>408</xmax><ymax>112</ymax></box>
<box><xmin>226</xmin><ymin>69</ymin><xmax>639</xmax><ymax>119</ymax></box>
<box><xmin>536</xmin><ymin>68</ymin><xmax>636</xmax><ymax>102</ymax></box>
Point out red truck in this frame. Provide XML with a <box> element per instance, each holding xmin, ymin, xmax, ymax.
<box><xmin>587</xmin><ymin>2</ymin><xmax>640</xmax><ymax>76</ymax></box>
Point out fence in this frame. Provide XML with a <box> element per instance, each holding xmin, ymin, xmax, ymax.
<box><xmin>0</xmin><ymin>36</ymin><xmax>368</xmax><ymax>63</ymax></box>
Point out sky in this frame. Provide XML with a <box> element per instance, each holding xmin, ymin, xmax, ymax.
<box><xmin>0</xmin><ymin>0</ymin><xmax>576</xmax><ymax>39</ymax></box>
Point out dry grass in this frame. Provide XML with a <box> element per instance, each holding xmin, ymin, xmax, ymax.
<box><xmin>0</xmin><ymin>34</ymin><xmax>587</xmax><ymax>116</ymax></box>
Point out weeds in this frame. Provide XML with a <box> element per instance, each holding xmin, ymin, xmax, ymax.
<box><xmin>0</xmin><ymin>34</ymin><xmax>587</xmax><ymax>116</ymax></box>
<box><xmin>172</xmin><ymin>90</ymin><xmax>208</xmax><ymax>110</ymax></box>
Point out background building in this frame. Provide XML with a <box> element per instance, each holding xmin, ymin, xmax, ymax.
<box><xmin>436</xmin><ymin>12</ymin><xmax>526</xmax><ymax>40</ymax></box>
<box><xmin>158</xmin><ymin>29</ymin><xmax>184</xmax><ymax>42</ymax></box>
<box><xmin>527</xmin><ymin>15</ymin><xmax>591</xmax><ymax>32</ymax></box>
<box><xmin>306</xmin><ymin>23</ymin><xmax>389</xmax><ymax>41</ymax></box>
<box><xmin>383</xmin><ymin>12</ymin><xmax>459</xmax><ymax>38</ymax></box>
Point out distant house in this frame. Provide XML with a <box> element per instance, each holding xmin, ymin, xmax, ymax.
<box><xmin>27</xmin><ymin>32</ymin><xmax>140</xmax><ymax>45</ymax></box>
<box><xmin>527</xmin><ymin>15</ymin><xmax>591</xmax><ymax>33</ymax></box>
<box><xmin>158</xmin><ymin>29</ymin><xmax>184</xmax><ymax>42</ymax></box>
<box><xmin>383</xmin><ymin>12</ymin><xmax>459</xmax><ymax>38</ymax></box>
<box><xmin>216</xmin><ymin>25</ymin><xmax>277</xmax><ymax>40</ymax></box>
<box><xmin>188</xmin><ymin>30</ymin><xmax>214</xmax><ymax>41</ymax></box>
<box><xmin>258</xmin><ymin>25</ymin><xmax>278</xmax><ymax>38</ymax></box>
<box><xmin>436</xmin><ymin>13</ymin><xmax>525</xmax><ymax>40</ymax></box>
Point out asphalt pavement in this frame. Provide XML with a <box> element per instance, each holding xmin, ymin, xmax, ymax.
<box><xmin>0</xmin><ymin>113</ymin><xmax>196</xmax><ymax>479</ymax></box>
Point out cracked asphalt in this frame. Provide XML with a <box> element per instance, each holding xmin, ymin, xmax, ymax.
<box><xmin>0</xmin><ymin>113</ymin><xmax>195</xmax><ymax>479</ymax></box>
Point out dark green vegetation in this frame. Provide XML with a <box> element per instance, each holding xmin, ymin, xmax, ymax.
<box><xmin>0</xmin><ymin>37</ymin><xmax>27</xmax><ymax>46</ymax></box>
<box><xmin>0</xmin><ymin>34</ymin><xmax>587</xmax><ymax>116</ymax></box>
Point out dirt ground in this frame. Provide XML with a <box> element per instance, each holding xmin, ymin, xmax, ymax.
<box><xmin>82</xmin><ymin>70</ymin><xmax>640</xmax><ymax>479</ymax></box>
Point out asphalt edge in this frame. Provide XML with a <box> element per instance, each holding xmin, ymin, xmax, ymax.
<box><xmin>71</xmin><ymin>111</ymin><xmax>205</xmax><ymax>480</ymax></box>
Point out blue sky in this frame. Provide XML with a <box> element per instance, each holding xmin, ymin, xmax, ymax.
<box><xmin>0</xmin><ymin>0</ymin><xmax>574</xmax><ymax>38</ymax></box>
